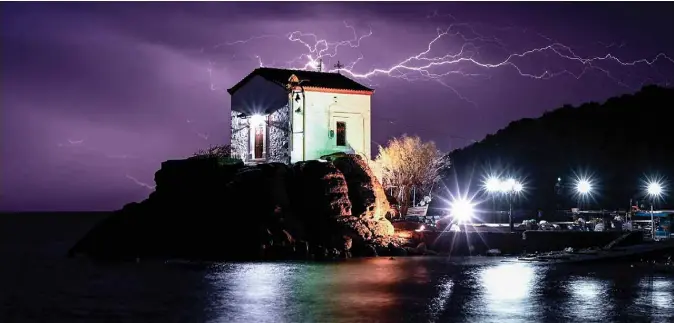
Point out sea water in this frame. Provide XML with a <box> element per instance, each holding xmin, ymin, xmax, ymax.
<box><xmin>1</xmin><ymin>213</ymin><xmax>672</xmax><ymax>323</ymax></box>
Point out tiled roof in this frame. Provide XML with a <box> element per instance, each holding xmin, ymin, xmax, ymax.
<box><xmin>227</xmin><ymin>67</ymin><xmax>373</xmax><ymax>95</ymax></box>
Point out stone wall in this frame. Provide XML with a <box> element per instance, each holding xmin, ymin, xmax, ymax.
<box><xmin>267</xmin><ymin>106</ymin><xmax>290</xmax><ymax>164</ymax></box>
<box><xmin>230</xmin><ymin>111</ymin><xmax>249</xmax><ymax>161</ymax></box>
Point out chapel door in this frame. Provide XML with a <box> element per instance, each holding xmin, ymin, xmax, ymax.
<box><xmin>254</xmin><ymin>124</ymin><xmax>264</xmax><ymax>159</ymax></box>
<box><xmin>331</xmin><ymin>114</ymin><xmax>364</xmax><ymax>154</ymax></box>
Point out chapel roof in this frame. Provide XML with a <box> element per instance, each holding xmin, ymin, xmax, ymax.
<box><xmin>227</xmin><ymin>67</ymin><xmax>374</xmax><ymax>95</ymax></box>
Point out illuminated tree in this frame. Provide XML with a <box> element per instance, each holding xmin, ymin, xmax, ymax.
<box><xmin>375</xmin><ymin>135</ymin><xmax>448</xmax><ymax>216</ymax></box>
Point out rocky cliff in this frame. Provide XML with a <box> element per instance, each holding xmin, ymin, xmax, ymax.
<box><xmin>69</xmin><ymin>154</ymin><xmax>399</xmax><ymax>261</ymax></box>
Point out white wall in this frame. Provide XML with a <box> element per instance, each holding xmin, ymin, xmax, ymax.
<box><xmin>295</xmin><ymin>90</ymin><xmax>372</xmax><ymax>161</ymax></box>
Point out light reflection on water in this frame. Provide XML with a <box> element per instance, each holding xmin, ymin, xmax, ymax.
<box><xmin>206</xmin><ymin>258</ymin><xmax>408</xmax><ymax>322</ymax></box>
<box><xmin>567</xmin><ymin>278</ymin><xmax>613</xmax><ymax>321</ymax></box>
<box><xmin>634</xmin><ymin>277</ymin><xmax>673</xmax><ymax>317</ymax></box>
<box><xmin>480</xmin><ymin>262</ymin><xmax>539</xmax><ymax>321</ymax></box>
<box><xmin>196</xmin><ymin>258</ymin><xmax>674</xmax><ymax>323</ymax></box>
<box><xmin>2</xmin><ymin>215</ymin><xmax>674</xmax><ymax>323</ymax></box>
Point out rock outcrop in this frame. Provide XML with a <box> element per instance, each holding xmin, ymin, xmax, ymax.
<box><xmin>69</xmin><ymin>154</ymin><xmax>397</xmax><ymax>261</ymax></box>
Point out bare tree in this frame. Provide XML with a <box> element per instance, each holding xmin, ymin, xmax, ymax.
<box><xmin>193</xmin><ymin>144</ymin><xmax>233</xmax><ymax>161</ymax></box>
<box><xmin>375</xmin><ymin>135</ymin><xmax>449</xmax><ymax>216</ymax></box>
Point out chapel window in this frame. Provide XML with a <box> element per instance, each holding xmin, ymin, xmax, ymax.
<box><xmin>336</xmin><ymin>121</ymin><xmax>346</xmax><ymax>146</ymax></box>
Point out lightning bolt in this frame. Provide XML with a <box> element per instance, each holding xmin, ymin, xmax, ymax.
<box><xmin>184</xmin><ymin>119</ymin><xmax>211</xmax><ymax>141</ymax></box>
<box><xmin>197</xmin><ymin>132</ymin><xmax>209</xmax><ymax>140</ymax></box>
<box><xmin>126</xmin><ymin>174</ymin><xmax>156</xmax><ymax>191</ymax></box>
<box><xmin>105</xmin><ymin>154</ymin><xmax>138</xmax><ymax>159</ymax></box>
<box><xmin>219</xmin><ymin>14</ymin><xmax>673</xmax><ymax>104</ymax></box>
<box><xmin>58</xmin><ymin>138</ymin><xmax>142</xmax><ymax>161</ymax></box>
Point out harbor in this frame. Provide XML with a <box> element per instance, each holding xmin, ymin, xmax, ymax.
<box><xmin>392</xmin><ymin>205</ymin><xmax>674</xmax><ymax>265</ymax></box>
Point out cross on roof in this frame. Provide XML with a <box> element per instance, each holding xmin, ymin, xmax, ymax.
<box><xmin>334</xmin><ymin>61</ymin><xmax>344</xmax><ymax>74</ymax></box>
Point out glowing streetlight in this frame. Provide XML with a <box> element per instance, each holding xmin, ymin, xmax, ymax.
<box><xmin>482</xmin><ymin>176</ymin><xmax>501</xmax><ymax>217</ymax></box>
<box><xmin>497</xmin><ymin>178</ymin><xmax>523</xmax><ymax>232</ymax></box>
<box><xmin>450</xmin><ymin>197</ymin><xmax>475</xmax><ymax>224</ymax></box>
<box><xmin>647</xmin><ymin>182</ymin><xmax>663</xmax><ymax>197</ymax></box>
<box><xmin>576</xmin><ymin>179</ymin><xmax>592</xmax><ymax>195</ymax></box>
<box><xmin>645</xmin><ymin>179</ymin><xmax>665</xmax><ymax>240</ymax></box>
<box><xmin>571</xmin><ymin>175</ymin><xmax>595</xmax><ymax>211</ymax></box>
<box><xmin>513</xmin><ymin>182</ymin><xmax>523</xmax><ymax>193</ymax></box>
<box><xmin>484</xmin><ymin>177</ymin><xmax>502</xmax><ymax>193</ymax></box>
<box><xmin>499</xmin><ymin>178</ymin><xmax>515</xmax><ymax>193</ymax></box>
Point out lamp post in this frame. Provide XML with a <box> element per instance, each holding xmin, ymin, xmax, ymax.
<box><xmin>646</xmin><ymin>181</ymin><xmax>663</xmax><ymax>240</ymax></box>
<box><xmin>483</xmin><ymin>177</ymin><xmax>501</xmax><ymax>222</ymax></box>
<box><xmin>499</xmin><ymin>178</ymin><xmax>523</xmax><ymax>232</ymax></box>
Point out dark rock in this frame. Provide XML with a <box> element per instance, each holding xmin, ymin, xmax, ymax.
<box><xmin>351</xmin><ymin>244</ymin><xmax>378</xmax><ymax>257</ymax></box>
<box><xmin>291</xmin><ymin>161</ymin><xmax>352</xmax><ymax>218</ymax></box>
<box><xmin>416</xmin><ymin>242</ymin><xmax>428</xmax><ymax>254</ymax></box>
<box><xmin>342</xmin><ymin>235</ymin><xmax>353</xmax><ymax>251</ymax></box>
<box><xmin>70</xmin><ymin>154</ymin><xmax>396</xmax><ymax>262</ymax></box>
<box><xmin>390</xmin><ymin>246</ymin><xmax>408</xmax><ymax>257</ymax></box>
<box><xmin>332</xmin><ymin>155</ymin><xmax>395</xmax><ymax>224</ymax></box>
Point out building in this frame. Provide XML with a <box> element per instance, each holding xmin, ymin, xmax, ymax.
<box><xmin>227</xmin><ymin>67</ymin><xmax>374</xmax><ymax>164</ymax></box>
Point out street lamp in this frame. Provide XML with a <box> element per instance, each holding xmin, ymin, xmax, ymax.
<box><xmin>443</xmin><ymin>196</ymin><xmax>476</xmax><ymax>232</ymax></box>
<box><xmin>484</xmin><ymin>177</ymin><xmax>502</xmax><ymax>193</ymax></box>
<box><xmin>483</xmin><ymin>176</ymin><xmax>501</xmax><ymax>218</ymax></box>
<box><xmin>574</xmin><ymin>177</ymin><xmax>594</xmax><ymax>211</ymax></box>
<box><xmin>499</xmin><ymin>178</ymin><xmax>523</xmax><ymax>232</ymax></box>
<box><xmin>645</xmin><ymin>180</ymin><xmax>664</xmax><ymax>240</ymax></box>
<box><xmin>450</xmin><ymin>197</ymin><xmax>475</xmax><ymax>223</ymax></box>
<box><xmin>576</xmin><ymin>179</ymin><xmax>592</xmax><ymax>195</ymax></box>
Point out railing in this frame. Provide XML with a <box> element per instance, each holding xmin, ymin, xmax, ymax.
<box><xmin>406</xmin><ymin>205</ymin><xmax>429</xmax><ymax>217</ymax></box>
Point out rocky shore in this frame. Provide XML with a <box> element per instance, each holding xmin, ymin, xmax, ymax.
<box><xmin>69</xmin><ymin>154</ymin><xmax>417</xmax><ymax>261</ymax></box>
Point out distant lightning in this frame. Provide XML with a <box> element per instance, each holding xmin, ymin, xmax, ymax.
<box><xmin>426</xmin><ymin>9</ymin><xmax>457</xmax><ymax>21</ymax></box>
<box><xmin>598</xmin><ymin>41</ymin><xmax>627</xmax><ymax>49</ymax></box>
<box><xmin>106</xmin><ymin>154</ymin><xmax>138</xmax><ymax>159</ymax></box>
<box><xmin>207</xmin><ymin>61</ymin><xmax>217</xmax><ymax>91</ymax></box>
<box><xmin>58</xmin><ymin>138</ymin><xmax>142</xmax><ymax>162</ymax></box>
<box><xmin>126</xmin><ymin>174</ymin><xmax>156</xmax><ymax>191</ymax></box>
<box><xmin>185</xmin><ymin>119</ymin><xmax>211</xmax><ymax>141</ymax></box>
<box><xmin>245</xmin><ymin>21</ymin><xmax>373</xmax><ymax>71</ymax></box>
<box><xmin>219</xmin><ymin>14</ymin><xmax>673</xmax><ymax>104</ymax></box>
<box><xmin>214</xmin><ymin>34</ymin><xmax>282</xmax><ymax>48</ymax></box>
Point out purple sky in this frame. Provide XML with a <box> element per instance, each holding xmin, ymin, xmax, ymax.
<box><xmin>2</xmin><ymin>2</ymin><xmax>673</xmax><ymax>212</ymax></box>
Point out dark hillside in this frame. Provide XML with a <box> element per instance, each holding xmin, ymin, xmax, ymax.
<box><xmin>433</xmin><ymin>85</ymin><xmax>674</xmax><ymax>215</ymax></box>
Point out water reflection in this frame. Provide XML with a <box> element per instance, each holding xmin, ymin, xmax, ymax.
<box><xmin>207</xmin><ymin>263</ymin><xmax>296</xmax><ymax>322</ymax></box>
<box><xmin>567</xmin><ymin>278</ymin><xmax>612</xmax><ymax>320</ymax></box>
<box><xmin>635</xmin><ymin>277</ymin><xmax>673</xmax><ymax>319</ymax></box>
<box><xmin>480</xmin><ymin>262</ymin><xmax>539</xmax><ymax>320</ymax></box>
<box><xmin>5</xmin><ymin>215</ymin><xmax>674</xmax><ymax>322</ymax></box>
<box><xmin>200</xmin><ymin>259</ymin><xmax>673</xmax><ymax>323</ymax></box>
<box><xmin>650</xmin><ymin>279</ymin><xmax>673</xmax><ymax>310</ymax></box>
<box><xmin>482</xmin><ymin>263</ymin><xmax>536</xmax><ymax>301</ymax></box>
<box><xmin>427</xmin><ymin>276</ymin><xmax>453</xmax><ymax>322</ymax></box>
<box><xmin>206</xmin><ymin>259</ymin><xmax>406</xmax><ymax>322</ymax></box>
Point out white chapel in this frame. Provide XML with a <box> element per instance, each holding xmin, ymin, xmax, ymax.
<box><xmin>227</xmin><ymin>67</ymin><xmax>374</xmax><ymax>164</ymax></box>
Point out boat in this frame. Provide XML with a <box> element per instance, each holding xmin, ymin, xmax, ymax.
<box><xmin>511</xmin><ymin>232</ymin><xmax>674</xmax><ymax>264</ymax></box>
